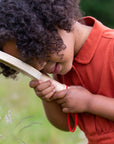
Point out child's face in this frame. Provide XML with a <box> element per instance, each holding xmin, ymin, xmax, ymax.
<box><xmin>2</xmin><ymin>29</ymin><xmax>75</xmax><ymax>75</ymax></box>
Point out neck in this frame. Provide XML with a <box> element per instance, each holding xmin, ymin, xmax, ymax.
<box><xmin>73</xmin><ymin>21</ymin><xmax>92</xmax><ymax>56</ymax></box>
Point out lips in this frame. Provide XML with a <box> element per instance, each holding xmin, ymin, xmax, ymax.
<box><xmin>47</xmin><ymin>63</ymin><xmax>60</xmax><ymax>74</ymax></box>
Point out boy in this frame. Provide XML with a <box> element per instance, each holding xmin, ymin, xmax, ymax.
<box><xmin>0</xmin><ymin>0</ymin><xmax>114</xmax><ymax>143</ymax></box>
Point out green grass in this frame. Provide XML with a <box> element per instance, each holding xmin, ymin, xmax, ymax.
<box><xmin>0</xmin><ymin>74</ymin><xmax>87</xmax><ymax>144</ymax></box>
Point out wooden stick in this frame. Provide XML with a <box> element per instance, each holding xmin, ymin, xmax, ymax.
<box><xmin>0</xmin><ymin>51</ymin><xmax>66</xmax><ymax>91</ymax></box>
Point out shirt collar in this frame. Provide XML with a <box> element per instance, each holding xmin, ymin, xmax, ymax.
<box><xmin>74</xmin><ymin>16</ymin><xmax>107</xmax><ymax>64</ymax></box>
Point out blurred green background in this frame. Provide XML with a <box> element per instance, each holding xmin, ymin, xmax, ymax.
<box><xmin>0</xmin><ymin>0</ymin><xmax>114</xmax><ymax>144</ymax></box>
<box><xmin>80</xmin><ymin>0</ymin><xmax>114</xmax><ymax>28</ymax></box>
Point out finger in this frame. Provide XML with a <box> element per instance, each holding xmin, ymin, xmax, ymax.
<box><xmin>60</xmin><ymin>103</ymin><xmax>70</xmax><ymax>113</ymax></box>
<box><xmin>51</xmin><ymin>89</ymin><xmax>67</xmax><ymax>100</ymax></box>
<box><xmin>62</xmin><ymin>107</ymin><xmax>74</xmax><ymax>113</ymax></box>
<box><xmin>38</xmin><ymin>84</ymin><xmax>55</xmax><ymax>97</ymax></box>
<box><xmin>35</xmin><ymin>84</ymin><xmax>55</xmax><ymax>98</ymax></box>
<box><xmin>35</xmin><ymin>80</ymin><xmax>52</xmax><ymax>91</ymax></box>
<box><xmin>62</xmin><ymin>107</ymin><xmax>69</xmax><ymax>113</ymax></box>
<box><xmin>35</xmin><ymin>91</ymin><xmax>41</xmax><ymax>97</ymax></box>
<box><xmin>42</xmin><ymin>90</ymin><xmax>56</xmax><ymax>101</ymax></box>
<box><xmin>29</xmin><ymin>80</ymin><xmax>39</xmax><ymax>88</ymax></box>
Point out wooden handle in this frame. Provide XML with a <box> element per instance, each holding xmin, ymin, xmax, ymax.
<box><xmin>40</xmin><ymin>74</ymin><xmax>66</xmax><ymax>91</ymax></box>
<box><xmin>0</xmin><ymin>51</ymin><xmax>66</xmax><ymax>91</ymax></box>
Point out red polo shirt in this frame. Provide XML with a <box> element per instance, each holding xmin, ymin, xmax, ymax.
<box><xmin>57</xmin><ymin>16</ymin><xmax>114</xmax><ymax>143</ymax></box>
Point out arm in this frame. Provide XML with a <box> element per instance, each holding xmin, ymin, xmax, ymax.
<box><xmin>29</xmin><ymin>80</ymin><xmax>74</xmax><ymax>131</ymax></box>
<box><xmin>42</xmin><ymin>100</ymin><xmax>71</xmax><ymax>131</ymax></box>
<box><xmin>88</xmin><ymin>94</ymin><xmax>114</xmax><ymax>120</ymax></box>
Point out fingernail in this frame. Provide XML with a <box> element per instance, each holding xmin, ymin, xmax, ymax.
<box><xmin>39</xmin><ymin>80</ymin><xmax>42</xmax><ymax>84</ymax></box>
<box><xmin>53</xmin><ymin>83</ymin><xmax>56</xmax><ymax>88</ymax></box>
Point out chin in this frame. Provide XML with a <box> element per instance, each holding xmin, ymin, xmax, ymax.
<box><xmin>58</xmin><ymin>65</ymin><xmax>72</xmax><ymax>75</ymax></box>
<box><xmin>59</xmin><ymin>69</ymin><xmax>70</xmax><ymax>75</ymax></box>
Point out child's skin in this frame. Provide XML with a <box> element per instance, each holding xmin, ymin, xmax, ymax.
<box><xmin>2</xmin><ymin>21</ymin><xmax>114</xmax><ymax>131</ymax></box>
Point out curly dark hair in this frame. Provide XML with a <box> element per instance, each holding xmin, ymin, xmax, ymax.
<box><xmin>0</xmin><ymin>0</ymin><xmax>82</xmax><ymax>78</ymax></box>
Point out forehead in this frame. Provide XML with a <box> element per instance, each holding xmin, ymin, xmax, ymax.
<box><xmin>2</xmin><ymin>40</ymin><xmax>61</xmax><ymax>58</ymax></box>
<box><xmin>2</xmin><ymin>41</ymin><xmax>21</xmax><ymax>59</ymax></box>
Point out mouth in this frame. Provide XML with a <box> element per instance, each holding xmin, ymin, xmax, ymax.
<box><xmin>53</xmin><ymin>63</ymin><xmax>58</xmax><ymax>74</ymax></box>
<box><xmin>48</xmin><ymin>63</ymin><xmax>61</xmax><ymax>74</ymax></box>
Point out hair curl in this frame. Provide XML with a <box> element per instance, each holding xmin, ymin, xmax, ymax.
<box><xmin>0</xmin><ymin>0</ymin><xmax>81</xmax><ymax>78</ymax></box>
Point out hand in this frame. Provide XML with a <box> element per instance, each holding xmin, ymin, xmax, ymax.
<box><xmin>51</xmin><ymin>86</ymin><xmax>93</xmax><ymax>113</ymax></box>
<box><xmin>29</xmin><ymin>80</ymin><xmax>56</xmax><ymax>101</ymax></box>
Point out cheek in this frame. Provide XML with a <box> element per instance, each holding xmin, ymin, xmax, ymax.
<box><xmin>61</xmin><ymin>62</ymin><xmax>72</xmax><ymax>74</ymax></box>
<box><xmin>65</xmin><ymin>55</ymin><xmax>74</xmax><ymax>73</ymax></box>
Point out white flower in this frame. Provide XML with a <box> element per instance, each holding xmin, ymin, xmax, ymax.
<box><xmin>5</xmin><ymin>110</ymin><xmax>12</xmax><ymax>124</ymax></box>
